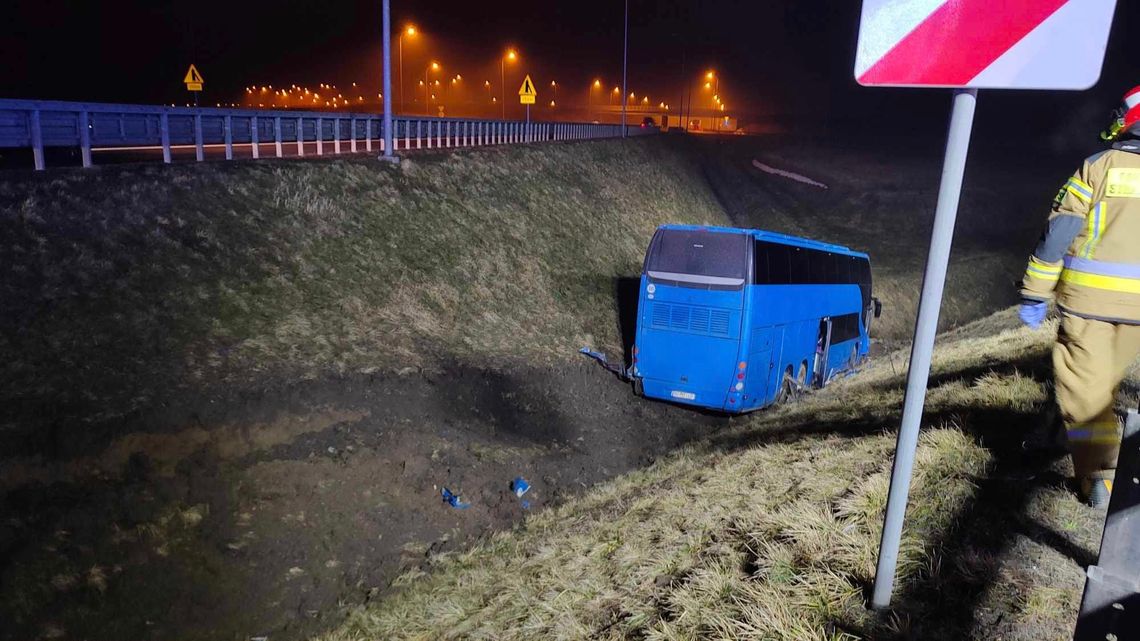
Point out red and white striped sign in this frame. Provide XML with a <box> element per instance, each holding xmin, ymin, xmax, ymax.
<box><xmin>855</xmin><ymin>0</ymin><xmax>1117</xmax><ymax>89</ymax></box>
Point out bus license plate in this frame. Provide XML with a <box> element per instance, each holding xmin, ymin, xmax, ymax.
<box><xmin>670</xmin><ymin>390</ymin><xmax>696</xmax><ymax>400</ymax></box>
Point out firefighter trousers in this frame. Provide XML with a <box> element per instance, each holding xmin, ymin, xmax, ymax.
<box><xmin>1053</xmin><ymin>312</ymin><xmax>1140</xmax><ymax>480</ymax></box>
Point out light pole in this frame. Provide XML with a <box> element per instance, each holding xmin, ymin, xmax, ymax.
<box><xmin>590</xmin><ymin>79</ymin><xmax>601</xmax><ymax>117</ymax></box>
<box><xmin>550</xmin><ymin>80</ymin><xmax>557</xmax><ymax>106</ymax></box>
<box><xmin>424</xmin><ymin>61</ymin><xmax>439</xmax><ymax>115</ymax></box>
<box><xmin>449</xmin><ymin>75</ymin><xmax>461</xmax><ymax>114</ymax></box>
<box><xmin>380</xmin><ymin>0</ymin><xmax>395</xmax><ymax>162</ymax></box>
<box><xmin>621</xmin><ymin>0</ymin><xmax>628</xmax><ymax>137</ymax></box>
<box><xmin>398</xmin><ymin>25</ymin><xmax>416</xmax><ymax>114</ymax></box>
<box><xmin>500</xmin><ymin>49</ymin><xmax>517</xmax><ymax>119</ymax></box>
<box><xmin>611</xmin><ymin>86</ymin><xmax>619</xmax><ymax>106</ymax></box>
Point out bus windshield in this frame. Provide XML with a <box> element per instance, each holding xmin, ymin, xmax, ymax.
<box><xmin>646</xmin><ymin>229</ymin><xmax>748</xmax><ymax>287</ymax></box>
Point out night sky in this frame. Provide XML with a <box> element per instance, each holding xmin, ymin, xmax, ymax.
<box><xmin>2</xmin><ymin>0</ymin><xmax>1138</xmax><ymax>140</ymax></box>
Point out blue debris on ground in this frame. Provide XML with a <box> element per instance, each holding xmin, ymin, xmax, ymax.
<box><xmin>511</xmin><ymin>476</ymin><xmax>531</xmax><ymax>497</ymax></box>
<box><xmin>440</xmin><ymin>487</ymin><xmax>471</xmax><ymax>509</ymax></box>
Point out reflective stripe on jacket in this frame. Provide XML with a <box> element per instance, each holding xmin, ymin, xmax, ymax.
<box><xmin>1021</xmin><ymin>138</ymin><xmax>1140</xmax><ymax>323</ymax></box>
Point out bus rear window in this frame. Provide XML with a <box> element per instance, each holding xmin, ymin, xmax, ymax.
<box><xmin>646</xmin><ymin>230</ymin><xmax>747</xmax><ymax>287</ymax></box>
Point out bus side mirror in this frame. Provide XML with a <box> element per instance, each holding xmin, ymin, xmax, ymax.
<box><xmin>873</xmin><ymin>298</ymin><xmax>882</xmax><ymax>319</ymax></box>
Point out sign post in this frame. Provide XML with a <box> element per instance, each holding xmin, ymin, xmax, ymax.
<box><xmin>183</xmin><ymin>64</ymin><xmax>204</xmax><ymax>107</ymax></box>
<box><xmin>519</xmin><ymin>75</ymin><xmax>536</xmax><ymax>126</ymax></box>
<box><xmin>854</xmin><ymin>0</ymin><xmax>1117</xmax><ymax>610</ymax></box>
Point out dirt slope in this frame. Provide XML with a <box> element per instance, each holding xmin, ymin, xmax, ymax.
<box><xmin>0</xmin><ymin>132</ymin><xmax>1101</xmax><ymax>641</ymax></box>
<box><xmin>0</xmin><ymin>138</ymin><xmax>729</xmax><ymax>641</ymax></box>
<box><xmin>324</xmin><ymin>309</ymin><xmax>1114</xmax><ymax>641</ymax></box>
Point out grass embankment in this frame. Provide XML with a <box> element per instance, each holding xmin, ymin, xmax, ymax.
<box><xmin>689</xmin><ymin>135</ymin><xmax>1076</xmax><ymax>339</ymax></box>
<box><xmin>0</xmin><ymin>137</ymin><xmax>723</xmax><ymax>447</ymax></box>
<box><xmin>323</xmin><ymin>310</ymin><xmax>1109</xmax><ymax>641</ymax></box>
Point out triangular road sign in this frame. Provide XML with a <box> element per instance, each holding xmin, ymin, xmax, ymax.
<box><xmin>184</xmin><ymin>64</ymin><xmax>204</xmax><ymax>91</ymax></box>
<box><xmin>518</xmin><ymin>75</ymin><xmax>536</xmax><ymax>104</ymax></box>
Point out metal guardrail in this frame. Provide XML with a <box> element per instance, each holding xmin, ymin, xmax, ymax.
<box><xmin>0</xmin><ymin>98</ymin><xmax>653</xmax><ymax>170</ymax></box>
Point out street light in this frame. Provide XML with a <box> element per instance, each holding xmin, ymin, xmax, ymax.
<box><xmin>425</xmin><ymin>61</ymin><xmax>440</xmax><ymax>115</ymax></box>
<box><xmin>611</xmin><ymin>86</ymin><xmax>620</xmax><ymax>105</ymax></box>
<box><xmin>500</xmin><ymin>49</ymin><xmax>517</xmax><ymax>118</ymax></box>
<box><xmin>589</xmin><ymin>79</ymin><xmax>601</xmax><ymax>115</ymax></box>
<box><xmin>399</xmin><ymin>25</ymin><xmax>417</xmax><ymax>114</ymax></box>
<box><xmin>550</xmin><ymin>80</ymin><xmax>557</xmax><ymax>104</ymax></box>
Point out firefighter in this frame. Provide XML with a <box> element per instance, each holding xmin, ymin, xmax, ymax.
<box><xmin>1020</xmin><ymin>85</ymin><xmax>1140</xmax><ymax>508</ymax></box>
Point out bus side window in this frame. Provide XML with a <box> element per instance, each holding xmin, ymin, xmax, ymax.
<box><xmin>810</xmin><ymin>251</ymin><xmax>826</xmax><ymax>284</ymax></box>
<box><xmin>840</xmin><ymin>256</ymin><xmax>854</xmax><ymax>284</ymax></box>
<box><xmin>856</xmin><ymin>258</ymin><xmax>871</xmax><ymax>286</ymax></box>
<box><xmin>791</xmin><ymin>247</ymin><xmax>810</xmax><ymax>282</ymax></box>
<box><xmin>768</xmin><ymin>244</ymin><xmax>791</xmax><ymax>284</ymax></box>
<box><xmin>754</xmin><ymin>242</ymin><xmax>770</xmax><ymax>284</ymax></box>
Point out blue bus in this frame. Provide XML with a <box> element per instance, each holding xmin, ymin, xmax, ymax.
<box><xmin>630</xmin><ymin>224</ymin><xmax>878</xmax><ymax>413</ymax></box>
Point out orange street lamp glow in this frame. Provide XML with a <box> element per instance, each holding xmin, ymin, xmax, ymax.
<box><xmin>593</xmin><ymin>79</ymin><xmax>601</xmax><ymax>87</ymax></box>
<box><xmin>430</xmin><ymin>61</ymin><xmax>440</xmax><ymax>71</ymax></box>
<box><xmin>456</xmin><ymin>74</ymin><xmax>462</xmax><ymax>80</ymax></box>
<box><xmin>704</xmin><ymin>82</ymin><xmax>712</xmax><ymax>89</ymax></box>
<box><xmin>550</xmin><ymin>100</ymin><xmax>556</xmax><ymax>107</ymax></box>
<box><xmin>406</xmin><ymin>25</ymin><xmax>416</xmax><ymax>36</ymax></box>
<box><xmin>506</xmin><ymin>49</ymin><xmax>517</xmax><ymax>61</ymax></box>
<box><xmin>706</xmin><ymin>70</ymin><xmax>715</xmax><ymax>80</ymax></box>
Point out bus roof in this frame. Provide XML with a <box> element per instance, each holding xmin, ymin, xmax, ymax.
<box><xmin>657</xmin><ymin>224</ymin><xmax>868</xmax><ymax>259</ymax></box>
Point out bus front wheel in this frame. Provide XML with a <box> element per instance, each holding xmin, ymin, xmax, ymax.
<box><xmin>632</xmin><ymin>377</ymin><xmax>644</xmax><ymax>397</ymax></box>
<box><xmin>776</xmin><ymin>366</ymin><xmax>794</xmax><ymax>404</ymax></box>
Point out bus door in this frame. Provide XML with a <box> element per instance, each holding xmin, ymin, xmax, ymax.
<box><xmin>814</xmin><ymin>317</ymin><xmax>833</xmax><ymax>388</ymax></box>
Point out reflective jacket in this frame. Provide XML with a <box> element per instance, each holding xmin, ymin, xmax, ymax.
<box><xmin>1021</xmin><ymin>138</ymin><xmax>1140</xmax><ymax>323</ymax></box>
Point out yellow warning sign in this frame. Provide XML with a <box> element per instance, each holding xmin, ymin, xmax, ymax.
<box><xmin>518</xmin><ymin>75</ymin><xmax>536</xmax><ymax>105</ymax></box>
<box><xmin>183</xmin><ymin>64</ymin><xmax>204</xmax><ymax>92</ymax></box>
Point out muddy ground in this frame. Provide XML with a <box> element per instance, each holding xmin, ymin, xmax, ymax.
<box><xmin>0</xmin><ymin>358</ymin><xmax>730</xmax><ymax>641</ymax></box>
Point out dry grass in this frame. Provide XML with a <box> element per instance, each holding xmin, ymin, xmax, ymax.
<box><xmin>0</xmin><ymin>138</ymin><xmax>724</xmax><ymax>435</ymax></box>
<box><xmin>317</xmin><ymin>308</ymin><xmax>1105</xmax><ymax>641</ymax></box>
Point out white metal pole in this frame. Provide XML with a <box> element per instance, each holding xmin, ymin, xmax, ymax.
<box><xmin>79</xmin><ymin>110</ymin><xmax>92</xmax><ymax>168</ymax></box>
<box><xmin>194</xmin><ymin>113</ymin><xmax>204</xmax><ymax>162</ymax></box>
<box><xmin>160</xmin><ymin>113</ymin><xmax>171</xmax><ymax>164</ymax></box>
<box><xmin>251</xmin><ymin>116</ymin><xmax>260</xmax><ymax>159</ymax></box>
<box><xmin>871</xmin><ymin>88</ymin><xmax>979</xmax><ymax>609</ymax></box>
<box><xmin>275</xmin><ymin>116</ymin><xmax>283</xmax><ymax>157</ymax></box>
<box><xmin>224</xmin><ymin>115</ymin><xmax>233</xmax><ymax>160</ymax></box>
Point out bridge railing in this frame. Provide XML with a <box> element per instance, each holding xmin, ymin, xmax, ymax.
<box><xmin>0</xmin><ymin>98</ymin><xmax>654</xmax><ymax>170</ymax></box>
